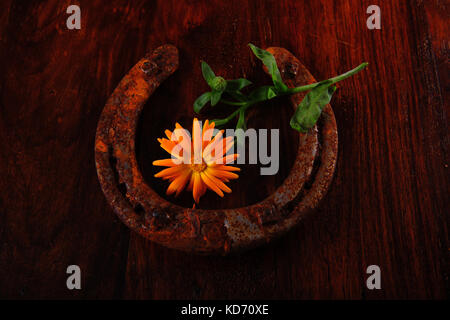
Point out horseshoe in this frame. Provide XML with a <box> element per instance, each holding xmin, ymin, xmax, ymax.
<box><xmin>95</xmin><ymin>44</ymin><xmax>337</xmax><ymax>254</ymax></box>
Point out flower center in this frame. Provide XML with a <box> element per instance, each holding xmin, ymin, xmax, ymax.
<box><xmin>191</xmin><ymin>163</ymin><xmax>207</xmax><ymax>172</ymax></box>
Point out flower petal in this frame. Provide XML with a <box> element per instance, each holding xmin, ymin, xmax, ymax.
<box><xmin>200</xmin><ymin>172</ymin><xmax>224</xmax><ymax>197</ymax></box>
<box><xmin>203</xmin><ymin>129</ymin><xmax>224</xmax><ymax>159</ymax></box>
<box><xmin>172</xmin><ymin>123</ymin><xmax>192</xmax><ymax>155</ymax></box>
<box><xmin>192</xmin><ymin>172</ymin><xmax>203</xmax><ymax>203</ymax></box>
<box><xmin>154</xmin><ymin>165</ymin><xmax>188</xmax><ymax>178</ymax></box>
<box><xmin>210</xmin><ymin>165</ymin><xmax>240</xmax><ymax>171</ymax></box>
<box><xmin>219</xmin><ymin>154</ymin><xmax>239</xmax><ymax>164</ymax></box>
<box><xmin>192</xmin><ymin>118</ymin><xmax>202</xmax><ymax>164</ymax></box>
<box><xmin>158</xmin><ymin>138</ymin><xmax>178</xmax><ymax>155</ymax></box>
<box><xmin>152</xmin><ymin>159</ymin><xmax>178</xmax><ymax>167</ymax></box>
<box><xmin>202</xmin><ymin>119</ymin><xmax>216</xmax><ymax>145</ymax></box>
<box><xmin>166</xmin><ymin>170</ymin><xmax>191</xmax><ymax>196</ymax></box>
<box><xmin>206</xmin><ymin>136</ymin><xmax>235</xmax><ymax>164</ymax></box>
<box><xmin>223</xmin><ymin>136</ymin><xmax>235</xmax><ymax>154</ymax></box>
<box><xmin>209</xmin><ymin>168</ymin><xmax>239</xmax><ymax>180</ymax></box>
<box><xmin>204</xmin><ymin>170</ymin><xmax>232</xmax><ymax>193</ymax></box>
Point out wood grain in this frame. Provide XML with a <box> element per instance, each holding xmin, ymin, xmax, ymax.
<box><xmin>0</xmin><ymin>0</ymin><xmax>448</xmax><ymax>299</ymax></box>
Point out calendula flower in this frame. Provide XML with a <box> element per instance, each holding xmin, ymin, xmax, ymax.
<box><xmin>153</xmin><ymin>118</ymin><xmax>240</xmax><ymax>203</ymax></box>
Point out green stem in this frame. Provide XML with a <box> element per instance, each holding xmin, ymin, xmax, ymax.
<box><xmin>288</xmin><ymin>62</ymin><xmax>368</xmax><ymax>94</ymax></box>
<box><xmin>221</xmin><ymin>99</ymin><xmax>248</xmax><ymax>106</ymax></box>
<box><xmin>213</xmin><ymin>102</ymin><xmax>254</xmax><ymax>126</ymax></box>
<box><xmin>214</xmin><ymin>62</ymin><xmax>368</xmax><ymax>127</ymax></box>
<box><xmin>222</xmin><ymin>106</ymin><xmax>246</xmax><ymax>123</ymax></box>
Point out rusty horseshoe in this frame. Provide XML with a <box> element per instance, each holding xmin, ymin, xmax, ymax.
<box><xmin>94</xmin><ymin>44</ymin><xmax>338</xmax><ymax>254</ymax></box>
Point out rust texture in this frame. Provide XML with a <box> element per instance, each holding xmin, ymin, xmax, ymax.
<box><xmin>95</xmin><ymin>44</ymin><xmax>337</xmax><ymax>254</ymax></box>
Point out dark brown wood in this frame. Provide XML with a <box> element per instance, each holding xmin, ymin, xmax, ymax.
<box><xmin>0</xmin><ymin>0</ymin><xmax>448</xmax><ymax>299</ymax></box>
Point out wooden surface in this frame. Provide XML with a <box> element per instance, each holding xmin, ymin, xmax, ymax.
<box><xmin>0</xmin><ymin>0</ymin><xmax>448</xmax><ymax>299</ymax></box>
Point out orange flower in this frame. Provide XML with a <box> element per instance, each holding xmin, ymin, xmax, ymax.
<box><xmin>153</xmin><ymin>118</ymin><xmax>240</xmax><ymax>203</ymax></box>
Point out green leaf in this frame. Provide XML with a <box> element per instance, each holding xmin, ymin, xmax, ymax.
<box><xmin>225</xmin><ymin>78</ymin><xmax>252</xmax><ymax>92</ymax></box>
<box><xmin>267</xmin><ymin>87</ymin><xmax>277</xmax><ymax>99</ymax></box>
<box><xmin>201</xmin><ymin>61</ymin><xmax>216</xmax><ymax>86</ymax></box>
<box><xmin>248</xmin><ymin>86</ymin><xmax>277</xmax><ymax>102</ymax></box>
<box><xmin>210</xmin><ymin>90</ymin><xmax>222</xmax><ymax>106</ymax></box>
<box><xmin>248</xmin><ymin>43</ymin><xmax>288</xmax><ymax>92</ymax></box>
<box><xmin>193</xmin><ymin>92</ymin><xmax>211</xmax><ymax>113</ymax></box>
<box><xmin>290</xmin><ymin>81</ymin><xmax>336</xmax><ymax>132</ymax></box>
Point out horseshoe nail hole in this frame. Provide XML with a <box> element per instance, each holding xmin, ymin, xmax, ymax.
<box><xmin>134</xmin><ymin>203</ymin><xmax>145</xmax><ymax>214</ymax></box>
<box><xmin>141</xmin><ymin>61</ymin><xmax>157</xmax><ymax>74</ymax></box>
<box><xmin>117</xmin><ymin>183</ymin><xmax>127</xmax><ymax>197</ymax></box>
